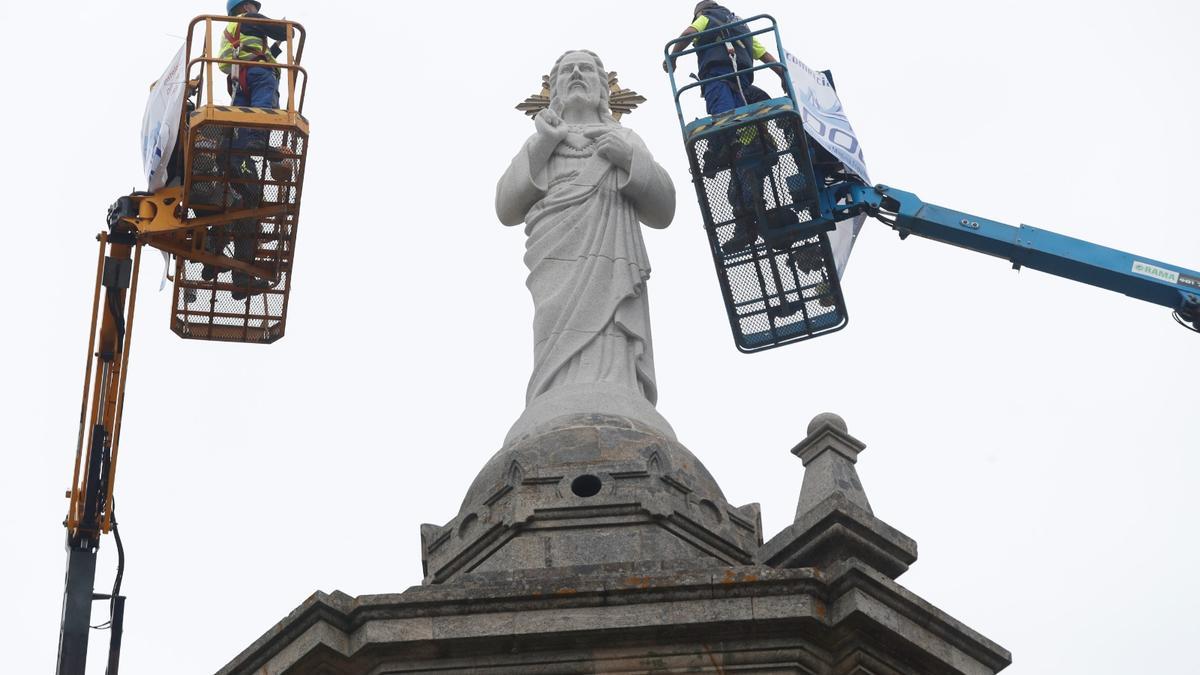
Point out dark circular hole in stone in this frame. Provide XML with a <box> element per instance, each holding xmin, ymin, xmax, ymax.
<box><xmin>571</xmin><ymin>474</ymin><xmax>603</xmax><ymax>498</ymax></box>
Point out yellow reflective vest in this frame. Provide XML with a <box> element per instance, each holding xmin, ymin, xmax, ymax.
<box><xmin>218</xmin><ymin>22</ymin><xmax>277</xmax><ymax>75</ymax></box>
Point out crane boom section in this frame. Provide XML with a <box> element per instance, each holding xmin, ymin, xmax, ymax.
<box><xmin>58</xmin><ymin>14</ymin><xmax>312</xmax><ymax>673</ymax></box>
<box><xmin>846</xmin><ymin>184</ymin><xmax>1200</xmax><ymax>319</ymax></box>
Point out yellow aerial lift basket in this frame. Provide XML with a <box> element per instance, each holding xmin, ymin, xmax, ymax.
<box><xmin>58</xmin><ymin>15</ymin><xmax>312</xmax><ymax>671</ymax></box>
<box><xmin>126</xmin><ymin>15</ymin><xmax>309</xmax><ymax>343</ymax></box>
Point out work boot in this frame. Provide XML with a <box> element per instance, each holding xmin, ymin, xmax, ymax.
<box><xmin>201</xmin><ymin>262</ymin><xmax>233</xmax><ymax>282</ymax></box>
<box><xmin>268</xmin><ymin>159</ymin><xmax>292</xmax><ymax>182</ymax></box>
<box><xmin>231</xmin><ymin>273</ymin><xmax>272</xmax><ymax>301</ymax></box>
<box><xmin>722</xmin><ymin>227</ymin><xmax>755</xmax><ymax>254</ymax></box>
<box><xmin>790</xmin><ymin>247</ymin><xmax>823</xmax><ymax>274</ymax></box>
<box><xmin>722</xmin><ymin>213</ymin><xmax>758</xmax><ymax>254</ymax></box>
<box><xmin>701</xmin><ymin>134</ymin><xmax>736</xmax><ymax>179</ymax></box>
<box><xmin>814</xmin><ymin>281</ymin><xmax>836</xmax><ymax>308</ymax></box>
<box><xmin>766</xmin><ymin>207</ymin><xmax>799</xmax><ymax>231</ymax></box>
<box><xmin>767</xmin><ymin>300</ymin><xmax>800</xmax><ymax>320</ymax></box>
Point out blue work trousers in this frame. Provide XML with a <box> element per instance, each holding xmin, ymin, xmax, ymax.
<box><xmin>700</xmin><ymin>64</ymin><xmax>748</xmax><ymax>116</ymax></box>
<box><xmin>233</xmin><ymin>65</ymin><xmax>280</xmax><ymax>110</ymax></box>
<box><xmin>699</xmin><ymin>65</ymin><xmax>765</xmax><ymax>220</ymax></box>
<box><xmin>729</xmin><ymin>143</ymin><xmax>766</xmax><ymax>218</ymax></box>
<box><xmin>232</xmin><ymin>66</ymin><xmax>279</xmax><ymax>154</ymax></box>
<box><xmin>227</xmin><ymin>66</ymin><xmax>280</xmax><ymax>211</ymax></box>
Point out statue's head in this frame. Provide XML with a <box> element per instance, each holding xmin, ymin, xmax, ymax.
<box><xmin>548</xmin><ymin>50</ymin><xmax>612</xmax><ymax>122</ymax></box>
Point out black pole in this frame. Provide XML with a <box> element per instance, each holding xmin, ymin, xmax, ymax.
<box><xmin>58</xmin><ymin>418</ymin><xmax>110</xmax><ymax>674</ymax></box>
<box><xmin>57</xmin><ymin>542</ymin><xmax>98</xmax><ymax>675</ymax></box>
<box><xmin>105</xmin><ymin>596</ymin><xmax>126</xmax><ymax>675</ymax></box>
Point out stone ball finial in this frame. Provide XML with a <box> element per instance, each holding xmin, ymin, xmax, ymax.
<box><xmin>807</xmin><ymin>412</ymin><xmax>848</xmax><ymax>436</ymax></box>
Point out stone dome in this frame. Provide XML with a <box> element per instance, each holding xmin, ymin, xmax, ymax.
<box><xmin>421</xmin><ymin>414</ymin><xmax>761</xmax><ymax>584</ymax></box>
<box><xmin>461</xmin><ymin>414</ymin><xmax>727</xmax><ymax>512</ymax></box>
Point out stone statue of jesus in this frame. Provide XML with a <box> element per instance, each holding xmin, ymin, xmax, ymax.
<box><xmin>497</xmin><ymin>50</ymin><xmax>676</xmax><ymax>440</ymax></box>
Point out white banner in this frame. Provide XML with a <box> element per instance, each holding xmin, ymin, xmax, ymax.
<box><xmin>782</xmin><ymin>49</ymin><xmax>869</xmax><ymax>276</ymax></box>
<box><xmin>141</xmin><ymin>45</ymin><xmax>188</xmax><ymax>192</ymax></box>
<box><xmin>781</xmin><ymin>49</ymin><xmax>868</xmax><ymax>182</ymax></box>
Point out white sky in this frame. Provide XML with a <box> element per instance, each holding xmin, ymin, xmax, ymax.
<box><xmin>2</xmin><ymin>1</ymin><xmax>1198</xmax><ymax>673</ymax></box>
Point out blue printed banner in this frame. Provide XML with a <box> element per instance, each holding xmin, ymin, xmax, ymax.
<box><xmin>782</xmin><ymin>49</ymin><xmax>869</xmax><ymax>276</ymax></box>
<box><xmin>141</xmin><ymin>46</ymin><xmax>188</xmax><ymax>192</ymax></box>
<box><xmin>781</xmin><ymin>49</ymin><xmax>869</xmax><ymax>182</ymax></box>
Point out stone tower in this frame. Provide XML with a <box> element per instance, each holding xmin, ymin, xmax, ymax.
<box><xmin>219</xmin><ymin>47</ymin><xmax>1010</xmax><ymax>675</ymax></box>
<box><xmin>219</xmin><ymin>412</ymin><xmax>1010</xmax><ymax>674</ymax></box>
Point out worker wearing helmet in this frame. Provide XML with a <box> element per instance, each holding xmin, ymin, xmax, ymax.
<box><xmin>210</xmin><ymin>0</ymin><xmax>288</xmax><ymax>298</ymax></box>
<box><xmin>220</xmin><ymin>1</ymin><xmax>288</xmax><ymax>116</ymax></box>
<box><xmin>664</xmin><ymin>1</ymin><xmax>788</xmax><ymax>115</ymax></box>
<box><xmin>665</xmin><ymin>3</ymin><xmax>791</xmax><ymax>252</ymax></box>
<box><xmin>220</xmin><ymin>0</ymin><xmax>287</xmax><ymax>176</ymax></box>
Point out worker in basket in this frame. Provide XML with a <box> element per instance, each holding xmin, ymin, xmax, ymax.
<box><xmin>664</xmin><ymin>1</ymin><xmax>787</xmax><ymax>115</ymax></box>
<box><xmin>665</xmin><ymin>2</ymin><xmax>793</xmax><ymax>252</ymax></box>
<box><xmin>221</xmin><ymin>0</ymin><xmax>286</xmax><ymax>142</ymax></box>
<box><xmin>208</xmin><ymin>0</ymin><xmax>288</xmax><ymax>298</ymax></box>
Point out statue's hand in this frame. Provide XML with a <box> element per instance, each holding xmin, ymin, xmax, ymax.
<box><xmin>596</xmin><ymin>129</ymin><xmax>634</xmax><ymax>173</ymax></box>
<box><xmin>534</xmin><ymin>108</ymin><xmax>568</xmax><ymax>144</ymax></box>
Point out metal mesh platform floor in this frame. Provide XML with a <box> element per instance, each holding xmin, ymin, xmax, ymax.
<box><xmin>172</xmin><ymin>114</ymin><xmax>307</xmax><ymax>343</ymax></box>
<box><xmin>688</xmin><ymin>111</ymin><xmax>847</xmax><ymax>352</ymax></box>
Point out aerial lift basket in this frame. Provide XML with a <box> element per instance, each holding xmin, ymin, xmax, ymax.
<box><xmin>685</xmin><ymin>102</ymin><xmax>847</xmax><ymax>352</ymax></box>
<box><xmin>158</xmin><ymin>15</ymin><xmax>309</xmax><ymax>343</ymax></box>
<box><xmin>669</xmin><ymin>15</ymin><xmax>848</xmax><ymax>353</ymax></box>
<box><xmin>57</xmin><ymin>15</ymin><xmax>312</xmax><ymax>674</ymax></box>
<box><xmin>174</xmin><ymin>116</ymin><xmax>307</xmax><ymax>343</ymax></box>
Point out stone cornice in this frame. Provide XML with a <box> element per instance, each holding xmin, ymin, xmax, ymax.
<box><xmin>219</xmin><ymin>563</ymin><xmax>1010</xmax><ymax>675</ymax></box>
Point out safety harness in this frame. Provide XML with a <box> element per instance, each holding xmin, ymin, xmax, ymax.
<box><xmin>697</xmin><ymin>7</ymin><xmax>756</xmax><ymax>78</ymax></box>
<box><xmin>223</xmin><ymin>21</ymin><xmax>274</xmax><ymax>96</ymax></box>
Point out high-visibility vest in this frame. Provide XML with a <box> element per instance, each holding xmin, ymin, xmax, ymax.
<box><xmin>695</xmin><ymin>6</ymin><xmax>754</xmax><ymax>77</ymax></box>
<box><xmin>218</xmin><ymin>21</ymin><xmax>277</xmax><ymax>82</ymax></box>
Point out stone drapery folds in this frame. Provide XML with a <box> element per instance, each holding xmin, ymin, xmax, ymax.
<box><xmin>496</xmin><ymin>50</ymin><xmax>675</xmax><ymax>412</ymax></box>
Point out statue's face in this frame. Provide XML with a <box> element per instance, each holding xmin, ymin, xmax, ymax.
<box><xmin>554</xmin><ymin>52</ymin><xmax>605</xmax><ymax>113</ymax></box>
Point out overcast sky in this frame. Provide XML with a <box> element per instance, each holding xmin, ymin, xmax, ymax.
<box><xmin>3</xmin><ymin>1</ymin><xmax>1198</xmax><ymax>673</ymax></box>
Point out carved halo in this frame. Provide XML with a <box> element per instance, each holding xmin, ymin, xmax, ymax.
<box><xmin>516</xmin><ymin>71</ymin><xmax>646</xmax><ymax>122</ymax></box>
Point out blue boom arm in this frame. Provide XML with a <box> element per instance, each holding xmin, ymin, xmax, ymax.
<box><xmin>837</xmin><ymin>183</ymin><xmax>1200</xmax><ymax>331</ymax></box>
<box><xmin>662</xmin><ymin>15</ymin><xmax>1198</xmax><ymax>344</ymax></box>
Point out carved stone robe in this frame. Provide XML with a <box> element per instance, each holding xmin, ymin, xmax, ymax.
<box><xmin>496</xmin><ymin>123</ymin><xmax>675</xmax><ymax>407</ymax></box>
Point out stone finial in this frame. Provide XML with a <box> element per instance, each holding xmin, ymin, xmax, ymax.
<box><xmin>792</xmin><ymin>412</ymin><xmax>870</xmax><ymax>520</ymax></box>
<box><xmin>806</xmin><ymin>411</ymin><xmax>847</xmax><ymax>436</ymax></box>
<box><xmin>758</xmin><ymin>413</ymin><xmax>917</xmax><ymax>580</ymax></box>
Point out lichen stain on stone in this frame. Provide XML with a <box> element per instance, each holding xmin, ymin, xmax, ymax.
<box><xmin>624</xmin><ymin>576</ymin><xmax>652</xmax><ymax>589</ymax></box>
<box><xmin>555</xmin><ymin>587</ymin><xmax>577</xmax><ymax>595</ymax></box>
<box><xmin>720</xmin><ymin>569</ymin><xmax>758</xmax><ymax>585</ymax></box>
